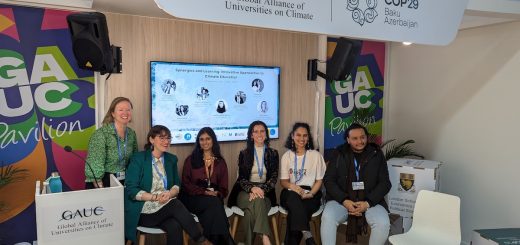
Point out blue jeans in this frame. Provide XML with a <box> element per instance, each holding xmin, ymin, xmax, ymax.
<box><xmin>320</xmin><ymin>200</ymin><xmax>390</xmax><ymax>245</ymax></box>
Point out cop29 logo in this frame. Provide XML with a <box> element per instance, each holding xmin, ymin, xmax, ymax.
<box><xmin>385</xmin><ymin>0</ymin><xmax>419</xmax><ymax>9</ymax></box>
<box><xmin>346</xmin><ymin>0</ymin><xmax>378</xmax><ymax>26</ymax></box>
<box><xmin>347</xmin><ymin>0</ymin><xmax>419</xmax><ymax>26</ymax></box>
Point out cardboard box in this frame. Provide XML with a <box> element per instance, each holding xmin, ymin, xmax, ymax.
<box><xmin>402</xmin><ymin>217</ymin><xmax>413</xmax><ymax>233</ymax></box>
<box><xmin>389</xmin><ymin>213</ymin><xmax>404</xmax><ymax>235</ymax></box>
<box><xmin>472</xmin><ymin>228</ymin><xmax>520</xmax><ymax>245</ymax></box>
<box><xmin>386</xmin><ymin>158</ymin><xmax>441</xmax><ymax>219</ymax></box>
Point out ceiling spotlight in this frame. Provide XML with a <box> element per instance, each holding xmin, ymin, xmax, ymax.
<box><xmin>402</xmin><ymin>42</ymin><xmax>413</xmax><ymax>46</ymax></box>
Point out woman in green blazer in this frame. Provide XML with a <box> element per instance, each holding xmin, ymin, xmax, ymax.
<box><xmin>124</xmin><ymin>125</ymin><xmax>210</xmax><ymax>245</ymax></box>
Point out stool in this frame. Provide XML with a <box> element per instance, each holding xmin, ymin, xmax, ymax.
<box><xmin>136</xmin><ymin>226</ymin><xmax>189</xmax><ymax>245</ymax></box>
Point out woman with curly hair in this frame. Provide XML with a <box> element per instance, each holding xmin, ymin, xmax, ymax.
<box><xmin>280</xmin><ymin>122</ymin><xmax>325</xmax><ymax>245</ymax></box>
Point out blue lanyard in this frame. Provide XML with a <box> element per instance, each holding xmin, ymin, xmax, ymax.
<box><xmin>254</xmin><ymin>145</ymin><xmax>265</xmax><ymax>178</ymax></box>
<box><xmin>113</xmin><ymin>123</ymin><xmax>128</xmax><ymax>166</ymax></box>
<box><xmin>353</xmin><ymin>158</ymin><xmax>360</xmax><ymax>181</ymax></box>
<box><xmin>293</xmin><ymin>151</ymin><xmax>307</xmax><ymax>183</ymax></box>
<box><xmin>152</xmin><ymin>155</ymin><xmax>168</xmax><ymax>189</ymax></box>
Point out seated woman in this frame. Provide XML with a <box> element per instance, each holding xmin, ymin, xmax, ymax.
<box><xmin>124</xmin><ymin>125</ymin><xmax>210</xmax><ymax>245</ymax></box>
<box><xmin>280</xmin><ymin>122</ymin><xmax>326</xmax><ymax>245</ymax></box>
<box><xmin>228</xmin><ymin>120</ymin><xmax>279</xmax><ymax>245</ymax></box>
<box><xmin>181</xmin><ymin>127</ymin><xmax>235</xmax><ymax>245</ymax></box>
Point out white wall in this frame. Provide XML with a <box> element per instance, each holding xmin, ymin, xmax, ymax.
<box><xmin>386</xmin><ymin>21</ymin><xmax>520</xmax><ymax>243</ymax></box>
<box><xmin>468</xmin><ymin>0</ymin><xmax>520</xmax><ymax>15</ymax></box>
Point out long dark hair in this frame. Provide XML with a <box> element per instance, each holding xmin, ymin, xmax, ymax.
<box><xmin>191</xmin><ymin>127</ymin><xmax>223</xmax><ymax>169</ymax></box>
<box><xmin>243</xmin><ymin>120</ymin><xmax>270</xmax><ymax>164</ymax></box>
<box><xmin>144</xmin><ymin>125</ymin><xmax>171</xmax><ymax>150</ymax></box>
<box><xmin>284</xmin><ymin>122</ymin><xmax>315</xmax><ymax>152</ymax></box>
<box><xmin>246</xmin><ymin>120</ymin><xmax>270</xmax><ymax>149</ymax></box>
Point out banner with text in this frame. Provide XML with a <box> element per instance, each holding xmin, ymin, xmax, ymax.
<box><xmin>35</xmin><ymin>183</ymin><xmax>124</xmax><ymax>245</ymax></box>
<box><xmin>155</xmin><ymin>0</ymin><xmax>469</xmax><ymax>45</ymax></box>
<box><xmin>0</xmin><ymin>4</ymin><xmax>95</xmax><ymax>244</ymax></box>
<box><xmin>324</xmin><ymin>38</ymin><xmax>384</xmax><ymax>160</ymax></box>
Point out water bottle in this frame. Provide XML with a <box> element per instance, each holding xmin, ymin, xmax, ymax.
<box><xmin>48</xmin><ymin>172</ymin><xmax>62</xmax><ymax>193</ymax></box>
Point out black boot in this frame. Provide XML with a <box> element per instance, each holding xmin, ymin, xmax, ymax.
<box><xmin>305</xmin><ymin>237</ymin><xmax>317</xmax><ymax>245</ymax></box>
<box><xmin>288</xmin><ymin>230</ymin><xmax>302</xmax><ymax>245</ymax></box>
<box><xmin>224</xmin><ymin>233</ymin><xmax>236</xmax><ymax>245</ymax></box>
<box><xmin>206</xmin><ymin>235</ymin><xmax>219</xmax><ymax>245</ymax></box>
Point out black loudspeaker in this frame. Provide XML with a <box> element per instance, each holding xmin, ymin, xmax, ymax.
<box><xmin>307</xmin><ymin>59</ymin><xmax>318</xmax><ymax>81</ymax></box>
<box><xmin>67</xmin><ymin>12</ymin><xmax>116</xmax><ymax>75</ymax></box>
<box><xmin>326</xmin><ymin>38</ymin><xmax>363</xmax><ymax>81</ymax></box>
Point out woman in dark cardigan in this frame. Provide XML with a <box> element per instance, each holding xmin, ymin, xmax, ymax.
<box><xmin>180</xmin><ymin>127</ymin><xmax>235</xmax><ymax>245</ymax></box>
<box><xmin>228</xmin><ymin>121</ymin><xmax>279</xmax><ymax>245</ymax></box>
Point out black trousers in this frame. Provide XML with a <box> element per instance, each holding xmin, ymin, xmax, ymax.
<box><xmin>139</xmin><ymin>199</ymin><xmax>203</xmax><ymax>245</ymax></box>
<box><xmin>280</xmin><ymin>188</ymin><xmax>322</xmax><ymax>245</ymax></box>
<box><xmin>183</xmin><ymin>195</ymin><xmax>230</xmax><ymax>235</ymax></box>
<box><xmin>182</xmin><ymin>195</ymin><xmax>234</xmax><ymax>244</ymax></box>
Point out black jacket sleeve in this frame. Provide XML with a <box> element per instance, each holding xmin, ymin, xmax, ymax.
<box><xmin>323</xmin><ymin>150</ymin><xmax>348</xmax><ymax>204</ymax></box>
<box><xmin>237</xmin><ymin>151</ymin><xmax>254</xmax><ymax>193</ymax></box>
<box><xmin>365</xmin><ymin>150</ymin><xmax>391</xmax><ymax>207</ymax></box>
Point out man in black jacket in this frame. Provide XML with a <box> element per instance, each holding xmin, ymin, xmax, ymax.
<box><xmin>320</xmin><ymin>123</ymin><xmax>391</xmax><ymax>245</ymax></box>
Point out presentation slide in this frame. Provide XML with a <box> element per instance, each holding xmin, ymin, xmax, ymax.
<box><xmin>151</xmin><ymin>61</ymin><xmax>280</xmax><ymax>144</ymax></box>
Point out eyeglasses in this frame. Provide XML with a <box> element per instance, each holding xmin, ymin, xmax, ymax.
<box><xmin>157</xmin><ymin>136</ymin><xmax>172</xmax><ymax>141</ymax></box>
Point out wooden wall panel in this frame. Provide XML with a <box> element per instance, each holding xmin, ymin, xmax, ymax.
<box><xmin>102</xmin><ymin>13</ymin><xmax>319</xmax><ymax>191</ymax></box>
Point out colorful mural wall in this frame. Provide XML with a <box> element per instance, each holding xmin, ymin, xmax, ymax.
<box><xmin>0</xmin><ymin>4</ymin><xmax>95</xmax><ymax>243</ymax></box>
<box><xmin>324</xmin><ymin>38</ymin><xmax>385</xmax><ymax>159</ymax></box>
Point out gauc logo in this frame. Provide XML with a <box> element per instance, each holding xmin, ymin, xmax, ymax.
<box><xmin>60</xmin><ymin>206</ymin><xmax>105</xmax><ymax>221</ymax></box>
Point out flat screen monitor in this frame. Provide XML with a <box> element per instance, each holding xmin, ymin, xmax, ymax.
<box><xmin>150</xmin><ymin>61</ymin><xmax>280</xmax><ymax>144</ymax></box>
